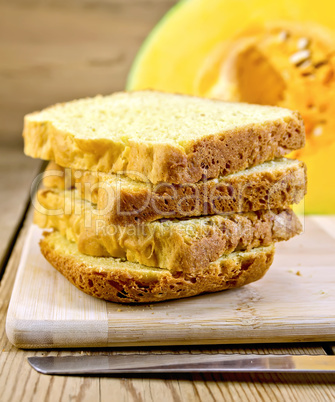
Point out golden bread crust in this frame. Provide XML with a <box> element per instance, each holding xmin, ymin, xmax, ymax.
<box><xmin>43</xmin><ymin>158</ymin><xmax>307</xmax><ymax>224</ymax></box>
<box><xmin>34</xmin><ymin>187</ymin><xmax>301</xmax><ymax>273</ymax></box>
<box><xmin>40</xmin><ymin>231</ymin><xmax>274</xmax><ymax>303</ymax></box>
<box><xmin>23</xmin><ymin>91</ymin><xmax>305</xmax><ymax>184</ymax></box>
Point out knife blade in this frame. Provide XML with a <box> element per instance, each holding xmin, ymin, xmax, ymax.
<box><xmin>28</xmin><ymin>354</ymin><xmax>335</xmax><ymax>375</ymax></box>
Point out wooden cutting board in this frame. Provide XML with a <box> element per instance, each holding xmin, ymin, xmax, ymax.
<box><xmin>6</xmin><ymin>217</ymin><xmax>335</xmax><ymax>349</ymax></box>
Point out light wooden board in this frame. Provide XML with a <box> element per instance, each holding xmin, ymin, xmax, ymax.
<box><xmin>6</xmin><ymin>216</ymin><xmax>335</xmax><ymax>349</ymax></box>
<box><xmin>0</xmin><ymin>147</ymin><xmax>41</xmax><ymax>274</ymax></box>
<box><xmin>1</xmin><ymin>212</ymin><xmax>335</xmax><ymax>401</ymax></box>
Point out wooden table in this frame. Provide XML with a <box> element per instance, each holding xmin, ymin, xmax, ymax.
<box><xmin>1</xmin><ymin>1</ymin><xmax>335</xmax><ymax>400</ymax></box>
<box><xmin>0</xmin><ymin>146</ymin><xmax>335</xmax><ymax>402</ymax></box>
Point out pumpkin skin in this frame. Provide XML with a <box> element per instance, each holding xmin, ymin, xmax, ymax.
<box><xmin>127</xmin><ymin>0</ymin><xmax>335</xmax><ymax>214</ymax></box>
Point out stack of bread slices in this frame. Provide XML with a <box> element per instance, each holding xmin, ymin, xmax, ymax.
<box><xmin>23</xmin><ymin>91</ymin><xmax>306</xmax><ymax>303</ymax></box>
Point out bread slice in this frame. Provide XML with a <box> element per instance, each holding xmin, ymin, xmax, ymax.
<box><xmin>40</xmin><ymin>230</ymin><xmax>275</xmax><ymax>303</ymax></box>
<box><xmin>34</xmin><ymin>187</ymin><xmax>300</xmax><ymax>272</ymax></box>
<box><xmin>24</xmin><ymin>91</ymin><xmax>305</xmax><ymax>184</ymax></box>
<box><xmin>43</xmin><ymin>158</ymin><xmax>306</xmax><ymax>224</ymax></box>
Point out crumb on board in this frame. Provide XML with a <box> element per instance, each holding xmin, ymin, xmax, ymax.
<box><xmin>117</xmin><ymin>308</ymin><xmax>122</xmax><ymax>312</ymax></box>
<box><xmin>288</xmin><ymin>269</ymin><xmax>302</xmax><ymax>276</ymax></box>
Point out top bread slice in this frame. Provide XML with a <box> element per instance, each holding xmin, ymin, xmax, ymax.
<box><xmin>23</xmin><ymin>91</ymin><xmax>305</xmax><ymax>184</ymax></box>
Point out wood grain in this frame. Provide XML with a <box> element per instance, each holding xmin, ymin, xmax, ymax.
<box><xmin>0</xmin><ymin>1</ymin><xmax>177</xmax><ymax>145</ymax></box>
<box><xmin>0</xmin><ymin>147</ymin><xmax>41</xmax><ymax>277</ymax></box>
<box><xmin>1</xmin><ymin>211</ymin><xmax>335</xmax><ymax>401</ymax></box>
<box><xmin>6</xmin><ymin>216</ymin><xmax>335</xmax><ymax>349</ymax></box>
<box><xmin>310</xmin><ymin>216</ymin><xmax>335</xmax><ymax>358</ymax></box>
<box><xmin>2</xmin><ymin>1</ymin><xmax>335</xmax><ymax>398</ymax></box>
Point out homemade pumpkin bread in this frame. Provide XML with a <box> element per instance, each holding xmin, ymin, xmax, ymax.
<box><xmin>34</xmin><ymin>188</ymin><xmax>301</xmax><ymax>272</ymax></box>
<box><xmin>42</xmin><ymin>158</ymin><xmax>306</xmax><ymax>224</ymax></box>
<box><xmin>23</xmin><ymin>90</ymin><xmax>307</xmax><ymax>303</ymax></box>
<box><xmin>40</xmin><ymin>230</ymin><xmax>275</xmax><ymax>303</ymax></box>
<box><xmin>23</xmin><ymin>91</ymin><xmax>305</xmax><ymax>184</ymax></box>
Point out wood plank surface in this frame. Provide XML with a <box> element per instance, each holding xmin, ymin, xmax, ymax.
<box><xmin>0</xmin><ymin>1</ymin><xmax>177</xmax><ymax>145</ymax></box>
<box><xmin>0</xmin><ymin>218</ymin><xmax>101</xmax><ymax>401</ymax></box>
<box><xmin>312</xmin><ymin>216</ymin><xmax>335</xmax><ymax>358</ymax></box>
<box><xmin>1</xmin><ymin>1</ymin><xmax>335</xmax><ymax>399</ymax></box>
<box><xmin>1</xmin><ymin>211</ymin><xmax>335</xmax><ymax>401</ymax></box>
<box><xmin>0</xmin><ymin>147</ymin><xmax>41</xmax><ymax>277</ymax></box>
<box><xmin>6</xmin><ymin>216</ymin><xmax>335</xmax><ymax>348</ymax></box>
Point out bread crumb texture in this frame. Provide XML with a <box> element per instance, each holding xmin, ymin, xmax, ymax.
<box><xmin>40</xmin><ymin>231</ymin><xmax>275</xmax><ymax>303</ymax></box>
<box><xmin>34</xmin><ymin>187</ymin><xmax>301</xmax><ymax>273</ymax></box>
<box><xmin>42</xmin><ymin>157</ymin><xmax>307</xmax><ymax>224</ymax></box>
<box><xmin>24</xmin><ymin>91</ymin><xmax>305</xmax><ymax>184</ymax></box>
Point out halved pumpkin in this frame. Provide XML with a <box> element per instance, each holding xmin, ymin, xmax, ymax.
<box><xmin>127</xmin><ymin>0</ymin><xmax>335</xmax><ymax>214</ymax></box>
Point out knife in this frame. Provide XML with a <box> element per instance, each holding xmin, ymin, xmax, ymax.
<box><xmin>28</xmin><ymin>354</ymin><xmax>335</xmax><ymax>375</ymax></box>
